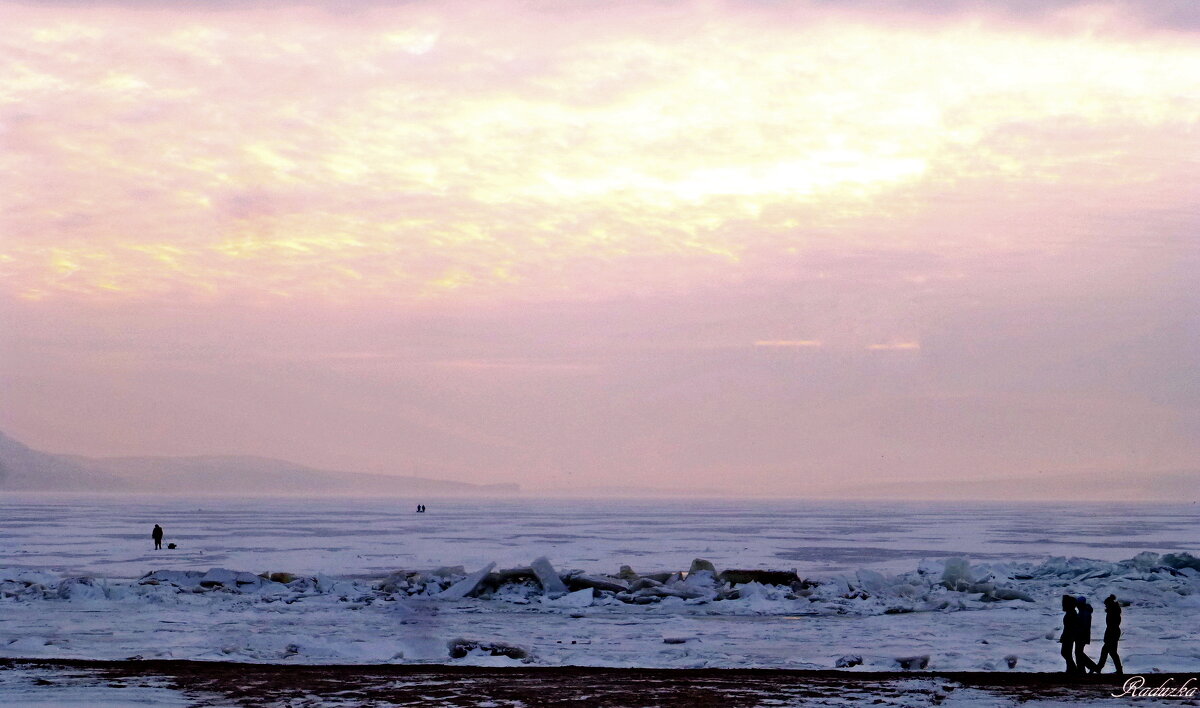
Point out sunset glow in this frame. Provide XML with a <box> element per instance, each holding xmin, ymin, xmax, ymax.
<box><xmin>2</xmin><ymin>0</ymin><xmax>1197</xmax><ymax>497</ymax></box>
<box><xmin>4</xmin><ymin>2</ymin><xmax>1197</xmax><ymax>305</ymax></box>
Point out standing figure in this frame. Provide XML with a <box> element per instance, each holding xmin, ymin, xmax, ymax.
<box><xmin>1060</xmin><ymin>594</ymin><xmax>1078</xmax><ymax>673</ymax></box>
<box><xmin>1095</xmin><ymin>594</ymin><xmax>1124</xmax><ymax>674</ymax></box>
<box><xmin>152</xmin><ymin>524</ymin><xmax>164</xmax><ymax>550</ymax></box>
<box><xmin>1074</xmin><ymin>595</ymin><xmax>1099</xmax><ymax>673</ymax></box>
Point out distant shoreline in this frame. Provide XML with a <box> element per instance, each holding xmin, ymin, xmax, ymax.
<box><xmin>2</xmin><ymin>658</ymin><xmax>1172</xmax><ymax>706</ymax></box>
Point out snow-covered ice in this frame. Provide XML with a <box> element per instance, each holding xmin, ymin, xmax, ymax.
<box><xmin>0</xmin><ymin>494</ymin><xmax>1197</xmax><ymax>675</ymax></box>
<box><xmin>0</xmin><ymin>665</ymin><xmax>219</xmax><ymax>706</ymax></box>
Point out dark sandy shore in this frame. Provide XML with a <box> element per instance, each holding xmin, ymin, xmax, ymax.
<box><xmin>6</xmin><ymin>659</ymin><xmax>1196</xmax><ymax>707</ymax></box>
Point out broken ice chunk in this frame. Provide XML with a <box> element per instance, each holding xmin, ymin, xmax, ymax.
<box><xmin>531</xmin><ymin>556</ymin><xmax>568</xmax><ymax>595</ymax></box>
<box><xmin>437</xmin><ymin>562</ymin><xmax>496</xmax><ymax>600</ymax></box>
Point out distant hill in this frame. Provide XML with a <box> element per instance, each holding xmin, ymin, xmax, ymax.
<box><xmin>539</xmin><ymin>484</ymin><xmax>728</xmax><ymax>497</ymax></box>
<box><xmin>0</xmin><ymin>431</ymin><xmax>519</xmax><ymax>496</ymax></box>
<box><xmin>0</xmin><ymin>431</ymin><xmax>127</xmax><ymax>491</ymax></box>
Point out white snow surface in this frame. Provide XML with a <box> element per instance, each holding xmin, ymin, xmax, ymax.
<box><xmin>1</xmin><ymin>494</ymin><xmax>1198</xmax><ymax>673</ymax></box>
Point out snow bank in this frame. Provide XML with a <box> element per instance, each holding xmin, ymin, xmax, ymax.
<box><xmin>2</xmin><ymin>550</ymin><xmax>1195</xmax><ymax>620</ymax></box>
<box><xmin>0</xmin><ymin>551</ymin><xmax>1197</xmax><ymax>672</ymax></box>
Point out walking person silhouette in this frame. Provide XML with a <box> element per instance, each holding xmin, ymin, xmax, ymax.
<box><xmin>1074</xmin><ymin>595</ymin><xmax>1099</xmax><ymax>673</ymax></box>
<box><xmin>1095</xmin><ymin>594</ymin><xmax>1124</xmax><ymax>674</ymax></box>
<box><xmin>152</xmin><ymin>524</ymin><xmax>164</xmax><ymax>550</ymax></box>
<box><xmin>1060</xmin><ymin>595</ymin><xmax>1079</xmax><ymax>673</ymax></box>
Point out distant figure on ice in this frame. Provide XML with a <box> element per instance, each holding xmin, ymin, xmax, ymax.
<box><xmin>1095</xmin><ymin>594</ymin><xmax>1124</xmax><ymax>674</ymax></box>
<box><xmin>1060</xmin><ymin>594</ymin><xmax>1078</xmax><ymax>673</ymax></box>
<box><xmin>152</xmin><ymin>524</ymin><xmax>164</xmax><ymax>550</ymax></box>
<box><xmin>1075</xmin><ymin>595</ymin><xmax>1099</xmax><ymax>673</ymax></box>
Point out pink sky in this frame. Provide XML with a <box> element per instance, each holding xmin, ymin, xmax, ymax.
<box><xmin>1</xmin><ymin>0</ymin><xmax>1197</xmax><ymax>497</ymax></box>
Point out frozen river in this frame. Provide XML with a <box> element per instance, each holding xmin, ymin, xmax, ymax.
<box><xmin>1</xmin><ymin>494</ymin><xmax>1197</xmax><ymax>679</ymax></box>
<box><xmin>2</xmin><ymin>494</ymin><xmax>1196</xmax><ymax>578</ymax></box>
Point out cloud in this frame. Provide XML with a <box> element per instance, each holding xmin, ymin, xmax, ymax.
<box><xmin>1</xmin><ymin>0</ymin><xmax>1197</xmax><ymax>494</ymax></box>
<box><xmin>754</xmin><ymin>340</ymin><xmax>823</xmax><ymax>349</ymax></box>
<box><xmin>808</xmin><ymin>0</ymin><xmax>1200</xmax><ymax>32</ymax></box>
<box><xmin>1</xmin><ymin>0</ymin><xmax>1198</xmax><ymax>305</ymax></box>
<box><xmin>430</xmin><ymin>358</ymin><xmax>597</xmax><ymax>373</ymax></box>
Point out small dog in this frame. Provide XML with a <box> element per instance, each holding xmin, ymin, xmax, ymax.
<box><xmin>167</xmin><ymin>543</ymin><xmax>177</xmax><ymax>549</ymax></box>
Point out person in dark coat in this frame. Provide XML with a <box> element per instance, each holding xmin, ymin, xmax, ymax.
<box><xmin>1060</xmin><ymin>594</ymin><xmax>1078</xmax><ymax>673</ymax></box>
<box><xmin>152</xmin><ymin>524</ymin><xmax>164</xmax><ymax>550</ymax></box>
<box><xmin>1075</xmin><ymin>595</ymin><xmax>1099</xmax><ymax>673</ymax></box>
<box><xmin>1095</xmin><ymin>594</ymin><xmax>1124</xmax><ymax>674</ymax></box>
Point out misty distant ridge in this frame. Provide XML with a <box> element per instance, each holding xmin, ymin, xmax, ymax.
<box><xmin>0</xmin><ymin>431</ymin><xmax>519</xmax><ymax>496</ymax></box>
<box><xmin>1</xmin><ymin>431</ymin><xmax>1194</xmax><ymax>501</ymax></box>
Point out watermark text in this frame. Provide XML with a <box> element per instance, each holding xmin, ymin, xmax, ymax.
<box><xmin>1112</xmin><ymin>676</ymin><xmax>1197</xmax><ymax>699</ymax></box>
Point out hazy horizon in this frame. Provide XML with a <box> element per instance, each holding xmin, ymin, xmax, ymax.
<box><xmin>2</xmin><ymin>0</ymin><xmax>1197</xmax><ymax>500</ymax></box>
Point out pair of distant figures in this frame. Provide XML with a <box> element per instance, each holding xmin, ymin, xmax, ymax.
<box><xmin>151</xmin><ymin>524</ymin><xmax>176</xmax><ymax>550</ymax></box>
<box><xmin>1062</xmin><ymin>594</ymin><xmax>1122</xmax><ymax>674</ymax></box>
<box><xmin>416</xmin><ymin>504</ymin><xmax>427</xmax><ymax>513</ymax></box>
